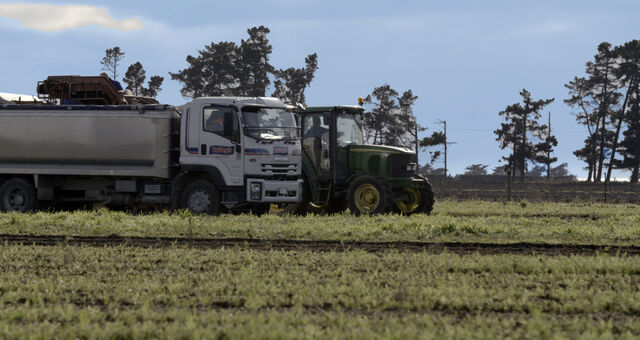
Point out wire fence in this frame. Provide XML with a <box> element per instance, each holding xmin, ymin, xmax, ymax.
<box><xmin>428</xmin><ymin>175</ymin><xmax>640</xmax><ymax>204</ymax></box>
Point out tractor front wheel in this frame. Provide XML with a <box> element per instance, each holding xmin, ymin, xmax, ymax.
<box><xmin>347</xmin><ymin>175</ymin><xmax>393</xmax><ymax>216</ymax></box>
<box><xmin>395</xmin><ymin>183</ymin><xmax>435</xmax><ymax>216</ymax></box>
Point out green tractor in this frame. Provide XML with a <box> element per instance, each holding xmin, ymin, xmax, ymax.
<box><xmin>294</xmin><ymin>105</ymin><xmax>434</xmax><ymax>215</ymax></box>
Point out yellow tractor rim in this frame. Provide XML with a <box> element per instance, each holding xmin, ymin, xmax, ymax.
<box><xmin>309</xmin><ymin>202</ymin><xmax>329</xmax><ymax>209</ymax></box>
<box><xmin>396</xmin><ymin>188</ymin><xmax>421</xmax><ymax>214</ymax></box>
<box><xmin>354</xmin><ymin>183</ymin><xmax>381</xmax><ymax>213</ymax></box>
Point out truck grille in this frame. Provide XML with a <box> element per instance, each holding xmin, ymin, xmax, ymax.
<box><xmin>261</xmin><ymin>163</ymin><xmax>298</xmax><ymax>175</ymax></box>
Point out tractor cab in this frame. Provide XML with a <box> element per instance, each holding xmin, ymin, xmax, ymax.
<box><xmin>299</xmin><ymin>106</ymin><xmax>364</xmax><ymax>201</ymax></box>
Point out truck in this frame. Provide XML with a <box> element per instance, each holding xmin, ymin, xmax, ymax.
<box><xmin>294</xmin><ymin>105</ymin><xmax>434</xmax><ymax>216</ymax></box>
<box><xmin>0</xmin><ymin>76</ymin><xmax>303</xmax><ymax>213</ymax></box>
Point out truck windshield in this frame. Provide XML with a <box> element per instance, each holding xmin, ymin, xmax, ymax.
<box><xmin>337</xmin><ymin>113</ymin><xmax>364</xmax><ymax>146</ymax></box>
<box><xmin>242</xmin><ymin>107</ymin><xmax>299</xmax><ymax>140</ymax></box>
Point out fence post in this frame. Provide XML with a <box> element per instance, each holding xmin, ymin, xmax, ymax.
<box><xmin>506</xmin><ymin>170</ymin><xmax>512</xmax><ymax>202</ymax></box>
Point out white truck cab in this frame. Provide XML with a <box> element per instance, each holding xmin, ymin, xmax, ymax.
<box><xmin>177</xmin><ymin>97</ymin><xmax>303</xmax><ymax>213</ymax></box>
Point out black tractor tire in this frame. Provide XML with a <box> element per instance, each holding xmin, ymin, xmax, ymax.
<box><xmin>325</xmin><ymin>199</ymin><xmax>347</xmax><ymax>215</ymax></box>
<box><xmin>0</xmin><ymin>178</ymin><xmax>38</xmax><ymax>213</ymax></box>
<box><xmin>282</xmin><ymin>176</ymin><xmax>312</xmax><ymax>216</ymax></box>
<box><xmin>394</xmin><ymin>182</ymin><xmax>435</xmax><ymax>216</ymax></box>
<box><xmin>420</xmin><ymin>182</ymin><xmax>435</xmax><ymax>215</ymax></box>
<box><xmin>347</xmin><ymin>175</ymin><xmax>393</xmax><ymax>216</ymax></box>
<box><xmin>181</xmin><ymin>180</ymin><xmax>221</xmax><ymax>215</ymax></box>
<box><xmin>250</xmin><ymin>204</ymin><xmax>271</xmax><ymax>216</ymax></box>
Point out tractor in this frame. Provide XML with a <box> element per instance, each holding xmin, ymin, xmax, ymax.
<box><xmin>294</xmin><ymin>105</ymin><xmax>434</xmax><ymax>215</ymax></box>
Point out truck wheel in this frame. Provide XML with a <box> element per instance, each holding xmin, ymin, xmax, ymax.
<box><xmin>181</xmin><ymin>180</ymin><xmax>221</xmax><ymax>215</ymax></box>
<box><xmin>347</xmin><ymin>175</ymin><xmax>392</xmax><ymax>216</ymax></box>
<box><xmin>0</xmin><ymin>178</ymin><xmax>37</xmax><ymax>213</ymax></box>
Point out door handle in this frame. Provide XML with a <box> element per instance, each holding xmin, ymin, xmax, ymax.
<box><xmin>200</xmin><ymin>144</ymin><xmax>207</xmax><ymax>155</ymax></box>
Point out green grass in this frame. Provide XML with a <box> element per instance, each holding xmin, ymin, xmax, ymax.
<box><xmin>2</xmin><ymin>200</ymin><xmax>640</xmax><ymax>338</ymax></box>
<box><xmin>0</xmin><ymin>200</ymin><xmax>639</xmax><ymax>245</ymax></box>
<box><xmin>1</xmin><ymin>245</ymin><xmax>640</xmax><ymax>339</ymax></box>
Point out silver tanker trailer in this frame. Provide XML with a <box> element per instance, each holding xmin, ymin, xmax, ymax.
<box><xmin>0</xmin><ymin>76</ymin><xmax>303</xmax><ymax>213</ymax></box>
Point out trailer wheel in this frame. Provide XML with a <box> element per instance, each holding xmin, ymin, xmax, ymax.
<box><xmin>181</xmin><ymin>180</ymin><xmax>221</xmax><ymax>215</ymax></box>
<box><xmin>347</xmin><ymin>175</ymin><xmax>392</xmax><ymax>216</ymax></box>
<box><xmin>0</xmin><ymin>178</ymin><xmax>37</xmax><ymax>213</ymax></box>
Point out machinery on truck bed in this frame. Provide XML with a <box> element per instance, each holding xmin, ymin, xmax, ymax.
<box><xmin>294</xmin><ymin>105</ymin><xmax>434</xmax><ymax>215</ymax></box>
<box><xmin>0</xmin><ymin>78</ymin><xmax>302</xmax><ymax>213</ymax></box>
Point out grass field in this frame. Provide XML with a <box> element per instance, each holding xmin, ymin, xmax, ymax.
<box><xmin>1</xmin><ymin>200</ymin><xmax>639</xmax><ymax>339</ymax></box>
<box><xmin>1</xmin><ymin>200</ymin><xmax>639</xmax><ymax>245</ymax></box>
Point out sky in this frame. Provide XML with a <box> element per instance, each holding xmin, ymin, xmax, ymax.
<box><xmin>1</xmin><ymin>0</ymin><xmax>639</xmax><ymax>179</ymax></box>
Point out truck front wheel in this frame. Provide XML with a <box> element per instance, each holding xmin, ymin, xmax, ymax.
<box><xmin>347</xmin><ymin>175</ymin><xmax>392</xmax><ymax>216</ymax></box>
<box><xmin>0</xmin><ymin>178</ymin><xmax>37</xmax><ymax>213</ymax></box>
<box><xmin>181</xmin><ymin>180</ymin><xmax>221</xmax><ymax>215</ymax></box>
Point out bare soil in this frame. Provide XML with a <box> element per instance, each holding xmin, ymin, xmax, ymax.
<box><xmin>1</xmin><ymin>233</ymin><xmax>637</xmax><ymax>256</ymax></box>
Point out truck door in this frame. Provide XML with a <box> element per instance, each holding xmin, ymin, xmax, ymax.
<box><xmin>200</xmin><ymin>105</ymin><xmax>244</xmax><ymax>186</ymax></box>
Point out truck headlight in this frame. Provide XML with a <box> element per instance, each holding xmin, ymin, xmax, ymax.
<box><xmin>250</xmin><ymin>182</ymin><xmax>262</xmax><ymax>200</ymax></box>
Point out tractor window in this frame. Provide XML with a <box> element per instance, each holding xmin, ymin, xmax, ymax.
<box><xmin>337</xmin><ymin>113</ymin><xmax>364</xmax><ymax>147</ymax></box>
<box><xmin>303</xmin><ymin>114</ymin><xmax>331</xmax><ymax>174</ymax></box>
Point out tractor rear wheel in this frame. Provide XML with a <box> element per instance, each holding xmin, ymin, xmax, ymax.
<box><xmin>347</xmin><ymin>175</ymin><xmax>393</xmax><ymax>216</ymax></box>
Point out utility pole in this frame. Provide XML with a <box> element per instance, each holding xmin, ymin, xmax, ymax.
<box><xmin>547</xmin><ymin>111</ymin><xmax>551</xmax><ymax>179</ymax></box>
<box><xmin>414</xmin><ymin>122</ymin><xmax>419</xmax><ymax>164</ymax></box>
<box><xmin>443</xmin><ymin>120</ymin><xmax>448</xmax><ymax>177</ymax></box>
<box><xmin>435</xmin><ymin>119</ymin><xmax>455</xmax><ymax>177</ymax></box>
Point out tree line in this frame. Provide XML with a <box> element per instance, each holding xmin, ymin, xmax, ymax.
<box><xmin>566</xmin><ymin>41</ymin><xmax>640</xmax><ymax>183</ymax></box>
<box><xmin>100</xmin><ymin>28</ymin><xmax>640</xmax><ymax>182</ymax></box>
<box><xmin>99</xmin><ymin>26</ymin><xmax>426</xmax><ymax>159</ymax></box>
<box><xmin>468</xmin><ymin>39</ymin><xmax>640</xmax><ymax>183</ymax></box>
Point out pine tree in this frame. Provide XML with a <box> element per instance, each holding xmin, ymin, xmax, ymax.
<box><xmin>394</xmin><ymin>90</ymin><xmax>423</xmax><ymax>152</ymax></box>
<box><xmin>271</xmin><ymin>53</ymin><xmax>318</xmax><ymax>105</ymax></box>
<box><xmin>142</xmin><ymin>76</ymin><xmax>164</xmax><ymax>98</ymax></box>
<box><xmin>566</xmin><ymin>42</ymin><xmax>621</xmax><ymax>182</ymax></box>
<box><xmin>170</xmin><ymin>41</ymin><xmax>240</xmax><ymax>97</ymax></box>
<box><xmin>123</xmin><ymin>62</ymin><xmax>145</xmax><ymax>96</ymax></box>
<box><xmin>238</xmin><ymin>26</ymin><xmax>273</xmax><ymax>97</ymax></box>
<box><xmin>171</xmin><ymin>26</ymin><xmax>317</xmax><ymax>100</ymax></box>
<box><xmin>101</xmin><ymin>46</ymin><xmax>125</xmax><ymax>80</ymax></box>
<box><xmin>494</xmin><ymin>89</ymin><xmax>554</xmax><ymax>181</ymax></box>
<box><xmin>420</xmin><ymin>131</ymin><xmax>445</xmax><ymax>164</ymax></box>
<box><xmin>123</xmin><ymin>62</ymin><xmax>164</xmax><ymax>98</ymax></box>
<box><xmin>606</xmin><ymin>40</ymin><xmax>640</xmax><ymax>182</ymax></box>
<box><xmin>617</xmin><ymin>98</ymin><xmax>640</xmax><ymax>182</ymax></box>
<box><xmin>362</xmin><ymin>85</ymin><xmax>399</xmax><ymax>145</ymax></box>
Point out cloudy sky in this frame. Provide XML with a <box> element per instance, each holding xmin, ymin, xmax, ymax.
<box><xmin>1</xmin><ymin>0</ymin><xmax>639</xmax><ymax>178</ymax></box>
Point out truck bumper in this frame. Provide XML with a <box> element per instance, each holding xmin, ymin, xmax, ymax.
<box><xmin>246</xmin><ymin>178</ymin><xmax>304</xmax><ymax>203</ymax></box>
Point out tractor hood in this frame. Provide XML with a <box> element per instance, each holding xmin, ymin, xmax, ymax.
<box><xmin>346</xmin><ymin>144</ymin><xmax>418</xmax><ymax>179</ymax></box>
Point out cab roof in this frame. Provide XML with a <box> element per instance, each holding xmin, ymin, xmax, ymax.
<box><xmin>300</xmin><ymin>105</ymin><xmax>364</xmax><ymax>114</ymax></box>
<box><xmin>190</xmin><ymin>96</ymin><xmax>287</xmax><ymax>108</ymax></box>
